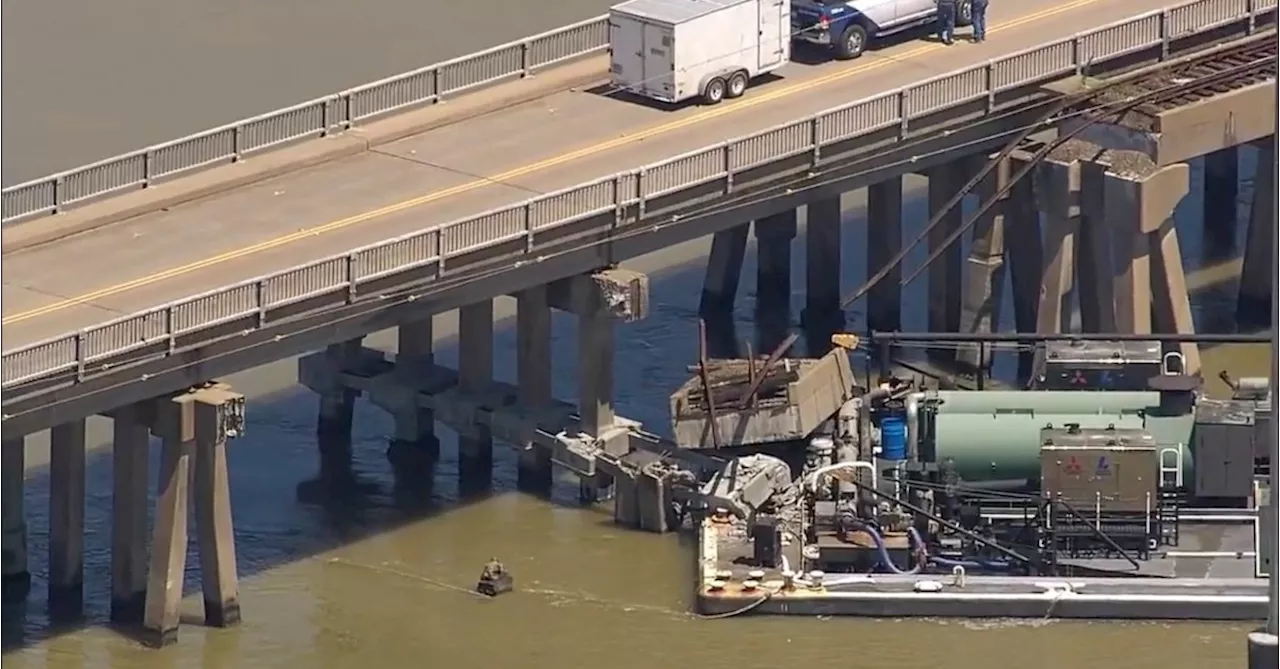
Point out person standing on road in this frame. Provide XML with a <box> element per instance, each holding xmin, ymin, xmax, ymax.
<box><xmin>971</xmin><ymin>0</ymin><xmax>989</xmax><ymax>42</ymax></box>
<box><xmin>936</xmin><ymin>0</ymin><xmax>957</xmax><ymax>45</ymax></box>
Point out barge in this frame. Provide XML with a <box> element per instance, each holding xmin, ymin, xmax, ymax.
<box><xmin>660</xmin><ymin>335</ymin><xmax>1274</xmax><ymax>621</ymax></box>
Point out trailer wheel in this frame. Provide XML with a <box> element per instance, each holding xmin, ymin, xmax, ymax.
<box><xmin>702</xmin><ymin>77</ymin><xmax>727</xmax><ymax>105</ymax></box>
<box><xmin>956</xmin><ymin>0</ymin><xmax>973</xmax><ymax>26</ymax></box>
<box><xmin>834</xmin><ymin>24</ymin><xmax>868</xmax><ymax>60</ymax></box>
<box><xmin>725</xmin><ymin>71</ymin><xmax>749</xmax><ymax>99</ymax></box>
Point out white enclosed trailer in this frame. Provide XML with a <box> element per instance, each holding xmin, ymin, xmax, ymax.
<box><xmin>608</xmin><ymin>0</ymin><xmax>790</xmax><ymax>105</ymax></box>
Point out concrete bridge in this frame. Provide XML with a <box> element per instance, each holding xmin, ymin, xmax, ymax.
<box><xmin>1</xmin><ymin>0</ymin><xmax>1276</xmax><ymax>648</ymax></box>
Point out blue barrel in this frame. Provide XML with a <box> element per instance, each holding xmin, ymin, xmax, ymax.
<box><xmin>880</xmin><ymin>413</ymin><xmax>908</xmax><ymax>461</ymax></box>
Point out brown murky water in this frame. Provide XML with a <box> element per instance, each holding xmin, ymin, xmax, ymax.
<box><xmin>0</xmin><ymin>3</ymin><xmax>1268</xmax><ymax>665</ymax></box>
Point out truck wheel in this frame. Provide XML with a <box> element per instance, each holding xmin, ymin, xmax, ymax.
<box><xmin>956</xmin><ymin>0</ymin><xmax>973</xmax><ymax>26</ymax></box>
<box><xmin>726</xmin><ymin>71</ymin><xmax>749</xmax><ymax>99</ymax></box>
<box><xmin>834</xmin><ymin>25</ymin><xmax>868</xmax><ymax>60</ymax></box>
<box><xmin>702</xmin><ymin>77</ymin><xmax>726</xmax><ymax>105</ymax></box>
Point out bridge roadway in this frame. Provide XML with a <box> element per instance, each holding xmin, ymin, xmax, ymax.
<box><xmin>1</xmin><ymin>0</ymin><xmax>1272</xmax><ymax>436</ymax></box>
<box><xmin>0</xmin><ymin>0</ymin><xmax>1187</xmax><ymax>341</ymax></box>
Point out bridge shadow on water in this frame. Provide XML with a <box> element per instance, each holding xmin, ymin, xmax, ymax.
<box><xmin>1</xmin><ymin>149</ymin><xmax>1264</xmax><ymax>652</ymax></box>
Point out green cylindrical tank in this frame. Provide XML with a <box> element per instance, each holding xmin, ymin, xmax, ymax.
<box><xmin>924</xmin><ymin>390</ymin><xmax>1190</xmax><ymax>483</ymax></box>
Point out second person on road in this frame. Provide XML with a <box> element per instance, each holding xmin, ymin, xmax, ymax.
<box><xmin>971</xmin><ymin>0</ymin><xmax>989</xmax><ymax>42</ymax></box>
<box><xmin>936</xmin><ymin>0</ymin><xmax>957</xmax><ymax>45</ymax></box>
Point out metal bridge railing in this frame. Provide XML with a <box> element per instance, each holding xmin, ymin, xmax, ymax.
<box><xmin>0</xmin><ymin>16</ymin><xmax>611</xmax><ymax>225</ymax></box>
<box><xmin>2</xmin><ymin>0</ymin><xmax>1275</xmax><ymax>393</ymax></box>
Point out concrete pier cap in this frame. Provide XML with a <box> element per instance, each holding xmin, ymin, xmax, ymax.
<box><xmin>1058</xmin><ymin>79</ymin><xmax>1275</xmax><ymax>166</ymax></box>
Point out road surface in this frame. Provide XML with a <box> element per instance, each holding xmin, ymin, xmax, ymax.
<box><xmin>0</xmin><ymin>0</ymin><xmax>1192</xmax><ymax>353</ymax></box>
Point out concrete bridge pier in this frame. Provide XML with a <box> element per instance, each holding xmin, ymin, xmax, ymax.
<box><xmin>1075</xmin><ymin>159</ymin><xmax>1116</xmax><ymax>334</ymax></box>
<box><xmin>1000</xmin><ymin>157</ymin><xmax>1044</xmax><ymax>382</ymax></box>
<box><xmin>110</xmin><ymin>404</ymin><xmax>151</xmax><ymax>624</ymax></box>
<box><xmin>803</xmin><ymin>196</ymin><xmax>844</xmax><ymax>356</ymax></box>
<box><xmin>1031</xmin><ymin>153</ymin><xmax>1080</xmax><ymax>371</ymax></box>
<box><xmin>2</xmin><ymin>437</ymin><xmax>29</xmax><ymax>603</ymax></box>
<box><xmin>386</xmin><ymin>317</ymin><xmax>441</xmax><ymax>504</ymax></box>
<box><xmin>754</xmin><ymin>211</ymin><xmax>796</xmax><ymax>352</ymax></box>
<box><xmin>577</xmin><ymin>306</ymin><xmax>615</xmax><ymax>504</ymax></box>
<box><xmin>516</xmin><ymin>287</ymin><xmax>554</xmax><ymax>496</ymax></box>
<box><xmin>302</xmin><ymin>339</ymin><xmax>366</xmax><ymax>498</ymax></box>
<box><xmin>566</xmin><ymin>271</ymin><xmax>648</xmax><ymax>502</ymax></box>
<box><xmin>143</xmin><ymin>384</ymin><xmax>245</xmax><ymax>648</ymax></box>
<box><xmin>458</xmin><ymin>300</ymin><xmax>496</xmax><ymax>497</ymax></box>
<box><xmin>1201</xmin><ymin>147</ymin><xmax>1239</xmax><ymax>260</ymax></box>
<box><xmin>923</xmin><ymin>160</ymin><xmax>973</xmax><ymax>363</ymax></box>
<box><xmin>699</xmin><ymin>225</ymin><xmax>748</xmax><ymax>319</ymax></box>
<box><xmin>48</xmin><ymin>419</ymin><xmax>87</xmax><ymax>620</ymax></box>
<box><xmin>865</xmin><ymin>177</ymin><xmax>904</xmax><ymax>338</ymax></box>
<box><xmin>1238</xmin><ymin>139</ymin><xmax>1275</xmax><ymax>330</ymax></box>
<box><xmin>1102</xmin><ymin>155</ymin><xmax>1197</xmax><ymax>372</ymax></box>
<box><xmin>957</xmin><ymin>157</ymin><xmax>1010</xmax><ymax>372</ymax></box>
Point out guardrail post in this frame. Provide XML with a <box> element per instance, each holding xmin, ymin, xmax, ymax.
<box><xmin>724</xmin><ymin>144</ymin><xmax>736</xmax><ymax>194</ymax></box>
<box><xmin>636</xmin><ymin>169</ymin><xmax>647</xmax><ymax>219</ymax></box>
<box><xmin>521</xmin><ymin>41</ymin><xmax>534</xmax><ymax>78</ymax></box>
<box><xmin>1159</xmin><ymin>10</ymin><xmax>1170</xmax><ymax>60</ymax></box>
<box><xmin>232</xmin><ymin>126</ymin><xmax>243</xmax><ymax>163</ymax></box>
<box><xmin>897</xmin><ymin>91</ymin><xmax>910</xmax><ymax>139</ymax></box>
<box><xmin>321</xmin><ymin>99</ymin><xmax>331</xmax><ymax>137</ymax></box>
<box><xmin>524</xmin><ymin>202</ymin><xmax>535</xmax><ymax>254</ymax></box>
<box><xmin>143</xmin><ymin>151</ymin><xmax>154</xmax><ymax>188</ymax></box>
<box><xmin>164</xmin><ymin>309</ymin><xmax>175</xmax><ymax>354</ymax></box>
<box><xmin>1247</xmin><ymin>0</ymin><xmax>1257</xmax><ymax>32</ymax></box>
<box><xmin>255</xmin><ymin>281</ymin><xmax>267</xmax><ymax>329</ymax></box>
<box><xmin>810</xmin><ymin>117</ymin><xmax>822</xmax><ymax>168</ymax></box>
<box><xmin>433</xmin><ymin>69</ymin><xmax>446</xmax><ymax>103</ymax></box>
<box><xmin>74</xmin><ymin>332</ymin><xmax>86</xmax><ymax>382</ymax></box>
<box><xmin>53</xmin><ymin>176</ymin><xmax>64</xmax><ymax>215</ymax></box>
<box><xmin>345</xmin><ymin>254</ymin><xmax>359</xmax><ymax>303</ymax></box>
<box><xmin>984</xmin><ymin>62</ymin><xmax>996</xmax><ymax>113</ymax></box>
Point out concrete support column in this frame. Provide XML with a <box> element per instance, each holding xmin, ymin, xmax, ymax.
<box><xmin>1202</xmin><ymin>147</ymin><xmax>1239</xmax><ymax>261</ymax></box>
<box><xmin>1104</xmin><ymin>158</ymin><xmax>1190</xmax><ymax>338</ymax></box>
<box><xmin>144</xmin><ymin>387</ymin><xmax>245</xmax><ymax>647</ymax></box>
<box><xmin>957</xmin><ymin>157</ymin><xmax>1009</xmax><ymax>371</ymax></box>
<box><xmin>458</xmin><ymin>300</ymin><xmax>495</xmax><ymax>496</ymax></box>
<box><xmin>316</xmin><ymin>339</ymin><xmax>362</xmax><ymax>489</ymax></box>
<box><xmin>925</xmin><ymin>161</ymin><xmax>971</xmax><ymax>362</ymax></box>
<box><xmin>866</xmin><ymin>178</ymin><xmax>903</xmax><ymax>334</ymax></box>
<box><xmin>517</xmin><ymin>287</ymin><xmax>554</xmax><ymax>495</ymax></box>
<box><xmin>804</xmin><ymin>196</ymin><xmax>844</xmax><ymax>355</ymax></box>
<box><xmin>387</xmin><ymin>318</ymin><xmax>440</xmax><ymax>501</ymax></box>
<box><xmin>1150</xmin><ymin>219</ymin><xmax>1202</xmax><ymax>375</ymax></box>
<box><xmin>2</xmin><ymin>437</ymin><xmax>29</xmax><ymax>603</ymax></box>
<box><xmin>1002</xmin><ymin>169</ymin><xmax>1044</xmax><ymax>383</ymax></box>
<box><xmin>193</xmin><ymin>390</ymin><xmax>243</xmax><ymax>629</ymax></box>
<box><xmin>1238</xmin><ymin>141</ymin><xmax>1275</xmax><ymax>329</ymax></box>
<box><xmin>1033</xmin><ymin>156</ymin><xmax>1079</xmax><ymax>349</ymax></box>
<box><xmin>578</xmin><ymin>307</ymin><xmax>615</xmax><ymax>504</ymax></box>
<box><xmin>110</xmin><ymin>406</ymin><xmax>150</xmax><ymax>623</ymax></box>
<box><xmin>699</xmin><ymin>225</ymin><xmax>749</xmax><ymax>317</ymax></box>
<box><xmin>143</xmin><ymin>398</ymin><xmax>195</xmax><ymax>649</ymax></box>
<box><xmin>1075</xmin><ymin>160</ymin><xmax>1116</xmax><ymax>333</ymax></box>
<box><xmin>49</xmin><ymin>419</ymin><xmax>87</xmax><ymax>620</ymax></box>
<box><xmin>754</xmin><ymin>210</ymin><xmax>797</xmax><ymax>351</ymax></box>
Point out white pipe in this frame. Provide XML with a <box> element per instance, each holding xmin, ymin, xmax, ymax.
<box><xmin>807</xmin><ymin>461</ymin><xmax>877</xmax><ymax>494</ymax></box>
<box><xmin>1163</xmin><ymin>551</ymin><xmax>1257</xmax><ymax>559</ymax></box>
<box><xmin>905</xmin><ymin>392</ymin><xmax>925</xmax><ymax>463</ymax></box>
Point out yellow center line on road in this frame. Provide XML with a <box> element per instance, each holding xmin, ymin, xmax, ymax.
<box><xmin>4</xmin><ymin>0</ymin><xmax>1106</xmax><ymax>326</ymax></box>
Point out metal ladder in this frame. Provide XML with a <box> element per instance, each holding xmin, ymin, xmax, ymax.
<box><xmin>1158</xmin><ymin>447</ymin><xmax>1184</xmax><ymax>546</ymax></box>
